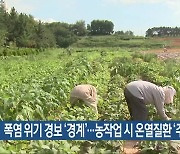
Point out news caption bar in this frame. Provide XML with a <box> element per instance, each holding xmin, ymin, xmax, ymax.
<box><xmin>1</xmin><ymin>121</ymin><xmax>180</xmax><ymax>140</ymax></box>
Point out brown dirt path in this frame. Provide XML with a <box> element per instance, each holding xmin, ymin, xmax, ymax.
<box><xmin>143</xmin><ymin>37</ymin><xmax>180</xmax><ymax>60</ymax></box>
<box><xmin>143</xmin><ymin>48</ymin><xmax>180</xmax><ymax>60</ymax></box>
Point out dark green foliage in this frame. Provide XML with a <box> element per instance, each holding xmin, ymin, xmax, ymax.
<box><xmin>70</xmin><ymin>20</ymin><xmax>87</xmax><ymax>36</ymax></box>
<box><xmin>0</xmin><ymin>6</ymin><xmax>7</xmax><ymax>47</ymax></box>
<box><xmin>146</xmin><ymin>26</ymin><xmax>180</xmax><ymax>37</ymax></box>
<box><xmin>0</xmin><ymin>6</ymin><xmax>79</xmax><ymax>49</ymax></box>
<box><xmin>88</xmin><ymin>20</ymin><xmax>114</xmax><ymax>35</ymax></box>
<box><xmin>34</xmin><ymin>21</ymin><xmax>56</xmax><ymax>48</ymax></box>
<box><xmin>0</xmin><ymin>48</ymin><xmax>179</xmax><ymax>153</ymax></box>
<box><xmin>72</xmin><ymin>35</ymin><xmax>164</xmax><ymax>48</ymax></box>
<box><xmin>114</xmin><ymin>30</ymin><xmax>134</xmax><ymax>40</ymax></box>
<box><xmin>1</xmin><ymin>7</ymin><xmax>57</xmax><ymax>48</ymax></box>
<box><xmin>45</xmin><ymin>22</ymin><xmax>78</xmax><ymax>48</ymax></box>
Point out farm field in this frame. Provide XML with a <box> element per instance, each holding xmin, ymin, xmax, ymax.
<box><xmin>1</xmin><ymin>1</ymin><xmax>180</xmax><ymax>153</ymax></box>
<box><xmin>0</xmin><ymin>44</ymin><xmax>179</xmax><ymax>154</ymax></box>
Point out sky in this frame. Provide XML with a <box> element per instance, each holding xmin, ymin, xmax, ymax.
<box><xmin>4</xmin><ymin>0</ymin><xmax>180</xmax><ymax>36</ymax></box>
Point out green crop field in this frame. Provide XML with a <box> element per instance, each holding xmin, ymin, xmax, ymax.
<box><xmin>0</xmin><ymin>46</ymin><xmax>179</xmax><ymax>154</ymax></box>
<box><xmin>1</xmin><ymin>2</ymin><xmax>180</xmax><ymax>153</ymax></box>
<box><xmin>72</xmin><ymin>36</ymin><xmax>168</xmax><ymax>48</ymax></box>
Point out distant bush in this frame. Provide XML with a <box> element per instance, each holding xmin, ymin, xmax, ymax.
<box><xmin>131</xmin><ymin>52</ymin><xmax>157</xmax><ymax>62</ymax></box>
<box><xmin>72</xmin><ymin>35</ymin><xmax>164</xmax><ymax>48</ymax></box>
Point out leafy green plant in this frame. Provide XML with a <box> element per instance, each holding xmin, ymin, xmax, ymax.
<box><xmin>0</xmin><ymin>47</ymin><xmax>179</xmax><ymax>153</ymax></box>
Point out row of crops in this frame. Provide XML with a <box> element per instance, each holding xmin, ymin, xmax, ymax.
<box><xmin>0</xmin><ymin>48</ymin><xmax>179</xmax><ymax>153</ymax></box>
<box><xmin>0</xmin><ymin>48</ymin><xmax>46</xmax><ymax>57</ymax></box>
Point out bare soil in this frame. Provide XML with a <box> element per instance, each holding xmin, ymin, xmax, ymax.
<box><xmin>143</xmin><ymin>48</ymin><xmax>180</xmax><ymax>60</ymax></box>
<box><xmin>145</xmin><ymin>37</ymin><xmax>180</xmax><ymax>60</ymax></box>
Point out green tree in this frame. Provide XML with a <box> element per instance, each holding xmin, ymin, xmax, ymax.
<box><xmin>15</xmin><ymin>13</ymin><xmax>30</xmax><ymax>47</ymax></box>
<box><xmin>0</xmin><ymin>6</ymin><xmax>7</xmax><ymax>46</ymax></box>
<box><xmin>25</xmin><ymin>15</ymin><xmax>39</xmax><ymax>48</ymax></box>
<box><xmin>124</xmin><ymin>30</ymin><xmax>134</xmax><ymax>36</ymax></box>
<box><xmin>34</xmin><ymin>21</ymin><xmax>56</xmax><ymax>48</ymax></box>
<box><xmin>70</xmin><ymin>20</ymin><xmax>87</xmax><ymax>36</ymax></box>
<box><xmin>55</xmin><ymin>26</ymin><xmax>77</xmax><ymax>48</ymax></box>
<box><xmin>114</xmin><ymin>31</ymin><xmax>124</xmax><ymax>35</ymax></box>
<box><xmin>146</xmin><ymin>27</ymin><xmax>180</xmax><ymax>37</ymax></box>
<box><xmin>47</xmin><ymin>22</ymin><xmax>77</xmax><ymax>48</ymax></box>
<box><xmin>89</xmin><ymin>20</ymin><xmax>114</xmax><ymax>35</ymax></box>
<box><xmin>115</xmin><ymin>30</ymin><xmax>134</xmax><ymax>36</ymax></box>
<box><xmin>6</xmin><ymin>7</ymin><xmax>18</xmax><ymax>44</ymax></box>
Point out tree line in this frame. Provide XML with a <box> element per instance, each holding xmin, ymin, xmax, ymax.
<box><xmin>2</xmin><ymin>6</ymin><xmax>180</xmax><ymax>49</ymax></box>
<box><xmin>0</xmin><ymin>7</ymin><xmax>118</xmax><ymax>48</ymax></box>
<box><xmin>0</xmin><ymin>7</ymin><xmax>77</xmax><ymax>48</ymax></box>
<box><xmin>146</xmin><ymin>27</ymin><xmax>180</xmax><ymax>37</ymax></box>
